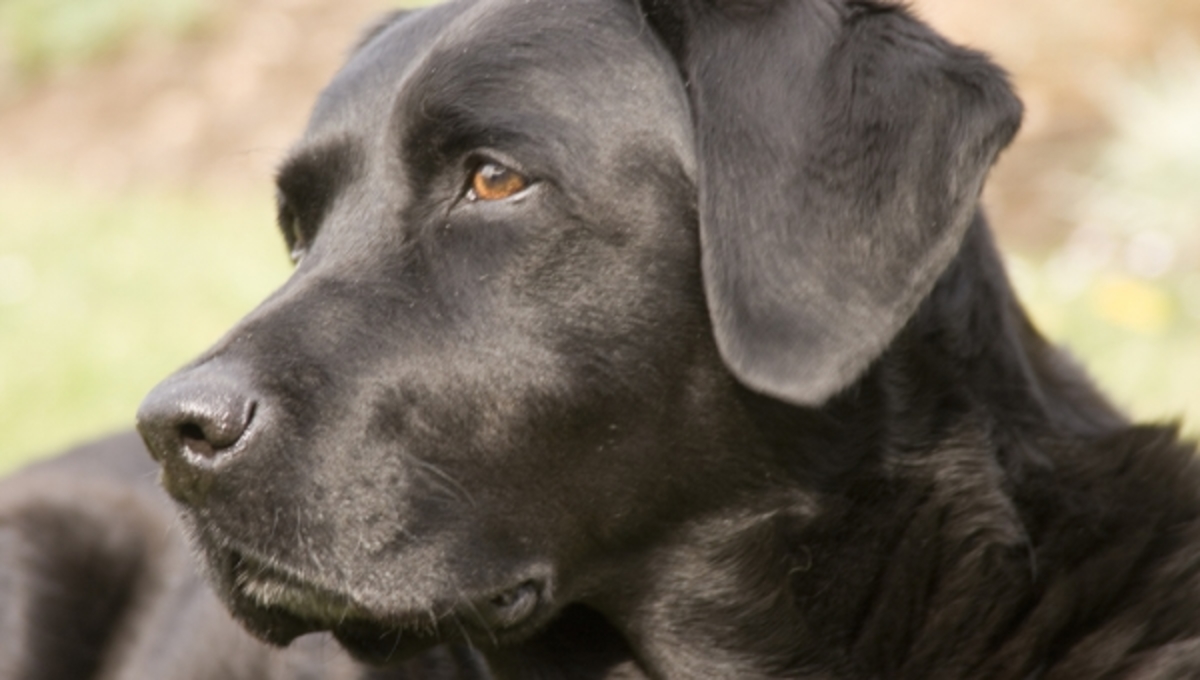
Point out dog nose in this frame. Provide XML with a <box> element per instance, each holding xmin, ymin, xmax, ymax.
<box><xmin>137</xmin><ymin>371</ymin><xmax>257</xmax><ymax>502</ymax></box>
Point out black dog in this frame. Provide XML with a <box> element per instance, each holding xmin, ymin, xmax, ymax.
<box><xmin>5</xmin><ymin>0</ymin><xmax>1200</xmax><ymax>678</ymax></box>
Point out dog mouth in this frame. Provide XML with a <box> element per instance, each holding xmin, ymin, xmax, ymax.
<box><xmin>230</xmin><ymin>552</ymin><xmax>372</xmax><ymax>622</ymax></box>
<box><xmin>217</xmin><ymin>547</ymin><xmax>548</xmax><ymax>665</ymax></box>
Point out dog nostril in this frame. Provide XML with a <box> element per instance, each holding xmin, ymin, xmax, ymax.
<box><xmin>137</xmin><ymin>374</ymin><xmax>258</xmax><ymax>467</ymax></box>
<box><xmin>178</xmin><ymin>422</ymin><xmax>215</xmax><ymax>458</ymax></box>
<box><xmin>178</xmin><ymin>422</ymin><xmax>205</xmax><ymax>442</ymax></box>
<box><xmin>175</xmin><ymin>400</ymin><xmax>257</xmax><ymax>460</ymax></box>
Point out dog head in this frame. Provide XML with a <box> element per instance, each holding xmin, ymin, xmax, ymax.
<box><xmin>137</xmin><ymin>0</ymin><xmax>1020</xmax><ymax>667</ymax></box>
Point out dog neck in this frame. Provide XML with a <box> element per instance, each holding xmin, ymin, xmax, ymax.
<box><xmin>483</xmin><ymin>213</ymin><xmax>1200</xmax><ymax>679</ymax></box>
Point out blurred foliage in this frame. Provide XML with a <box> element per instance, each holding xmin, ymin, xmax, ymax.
<box><xmin>0</xmin><ymin>0</ymin><xmax>209</xmax><ymax>84</ymax></box>
<box><xmin>0</xmin><ymin>182</ymin><xmax>290</xmax><ymax>472</ymax></box>
<box><xmin>1008</xmin><ymin>39</ymin><xmax>1200</xmax><ymax>434</ymax></box>
<box><xmin>1010</xmin><ymin>261</ymin><xmax>1200</xmax><ymax>434</ymax></box>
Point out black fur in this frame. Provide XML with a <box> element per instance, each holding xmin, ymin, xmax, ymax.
<box><xmin>3</xmin><ymin>0</ymin><xmax>1198</xmax><ymax>678</ymax></box>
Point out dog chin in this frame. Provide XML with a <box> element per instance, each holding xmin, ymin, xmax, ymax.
<box><xmin>231</xmin><ymin>603</ymin><xmax>442</xmax><ymax>667</ymax></box>
<box><xmin>206</xmin><ymin>543</ymin><xmax>552</xmax><ymax>665</ymax></box>
<box><xmin>213</xmin><ymin>547</ymin><xmax>443</xmax><ymax>663</ymax></box>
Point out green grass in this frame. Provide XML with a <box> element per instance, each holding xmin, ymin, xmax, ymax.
<box><xmin>0</xmin><ymin>180</ymin><xmax>290</xmax><ymax>472</ymax></box>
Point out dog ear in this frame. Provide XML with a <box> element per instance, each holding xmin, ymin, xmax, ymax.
<box><xmin>637</xmin><ymin>0</ymin><xmax>1022</xmax><ymax>406</ymax></box>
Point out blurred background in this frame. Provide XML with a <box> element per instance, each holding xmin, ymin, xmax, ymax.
<box><xmin>1</xmin><ymin>0</ymin><xmax>1197</xmax><ymax>472</ymax></box>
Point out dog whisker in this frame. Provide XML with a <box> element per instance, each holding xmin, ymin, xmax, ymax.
<box><xmin>407</xmin><ymin>455</ymin><xmax>477</xmax><ymax>508</ymax></box>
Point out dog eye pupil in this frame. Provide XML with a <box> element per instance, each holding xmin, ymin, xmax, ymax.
<box><xmin>471</xmin><ymin>162</ymin><xmax>527</xmax><ymax>201</ymax></box>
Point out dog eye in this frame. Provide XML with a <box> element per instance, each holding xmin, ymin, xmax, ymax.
<box><xmin>468</xmin><ymin>162</ymin><xmax>528</xmax><ymax>202</ymax></box>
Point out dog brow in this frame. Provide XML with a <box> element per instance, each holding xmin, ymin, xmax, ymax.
<box><xmin>274</xmin><ymin>139</ymin><xmax>362</xmax><ymax>229</ymax></box>
<box><xmin>276</xmin><ymin>140</ymin><xmax>354</xmax><ymax>195</ymax></box>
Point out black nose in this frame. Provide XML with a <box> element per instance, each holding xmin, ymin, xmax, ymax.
<box><xmin>137</xmin><ymin>369</ymin><xmax>257</xmax><ymax>503</ymax></box>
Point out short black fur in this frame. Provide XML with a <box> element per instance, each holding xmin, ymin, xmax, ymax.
<box><xmin>2</xmin><ymin>0</ymin><xmax>1198</xmax><ymax>678</ymax></box>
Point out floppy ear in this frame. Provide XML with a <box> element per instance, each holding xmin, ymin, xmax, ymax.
<box><xmin>637</xmin><ymin>0</ymin><xmax>1023</xmax><ymax>406</ymax></box>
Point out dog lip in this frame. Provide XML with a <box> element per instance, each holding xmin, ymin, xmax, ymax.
<box><xmin>229</xmin><ymin>551</ymin><xmax>372</xmax><ymax>623</ymax></box>
<box><xmin>222</xmin><ymin>546</ymin><xmax>550</xmax><ymax>642</ymax></box>
<box><xmin>331</xmin><ymin>580</ymin><xmax>548</xmax><ymax>665</ymax></box>
<box><xmin>196</xmin><ymin>520</ymin><xmax>559</xmax><ymax>660</ymax></box>
<box><xmin>480</xmin><ymin>580</ymin><xmax>541</xmax><ymax>629</ymax></box>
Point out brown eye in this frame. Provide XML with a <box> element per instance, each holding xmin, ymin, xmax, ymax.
<box><xmin>470</xmin><ymin>162</ymin><xmax>528</xmax><ymax>201</ymax></box>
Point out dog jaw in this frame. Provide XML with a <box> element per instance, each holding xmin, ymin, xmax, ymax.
<box><xmin>197</xmin><ymin>532</ymin><xmax>559</xmax><ymax>666</ymax></box>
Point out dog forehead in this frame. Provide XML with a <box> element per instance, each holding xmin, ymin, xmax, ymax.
<box><xmin>304</xmin><ymin>0</ymin><xmax>693</xmax><ymax>165</ymax></box>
